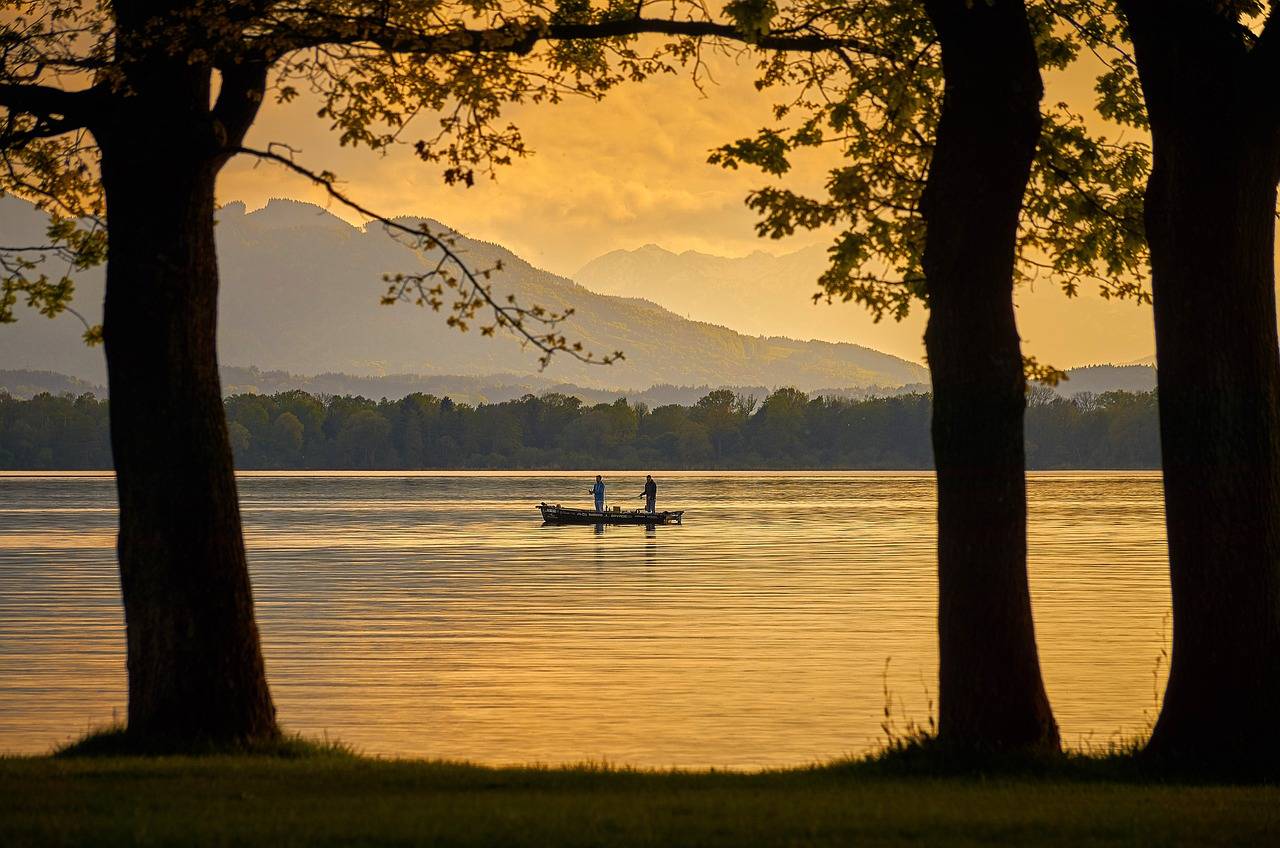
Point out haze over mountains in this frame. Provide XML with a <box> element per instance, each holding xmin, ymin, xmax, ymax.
<box><xmin>1</xmin><ymin>362</ymin><xmax>1156</xmax><ymax>404</ymax></box>
<box><xmin>2</xmin><ymin>196</ymin><xmax>1163</xmax><ymax>401</ymax></box>
<box><xmin>577</xmin><ymin>243</ymin><xmax>845</xmax><ymax>343</ymax></box>
<box><xmin>0</xmin><ymin>196</ymin><xmax>927</xmax><ymax>391</ymax></box>
<box><xmin>576</xmin><ymin>243</ymin><xmax>1158</xmax><ymax>366</ymax></box>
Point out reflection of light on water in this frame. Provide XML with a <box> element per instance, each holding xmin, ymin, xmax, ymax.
<box><xmin>0</xmin><ymin>531</ymin><xmax>116</xmax><ymax>550</ymax></box>
<box><xmin>0</xmin><ymin>471</ymin><xmax>1169</xmax><ymax>766</ymax></box>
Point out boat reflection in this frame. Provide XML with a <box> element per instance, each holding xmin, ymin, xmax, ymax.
<box><xmin>539</xmin><ymin>520</ymin><xmax>668</xmax><ymax>533</ymax></box>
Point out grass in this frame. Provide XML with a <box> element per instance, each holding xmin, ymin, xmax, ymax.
<box><xmin>51</xmin><ymin>725</ymin><xmax>356</xmax><ymax>759</ymax></box>
<box><xmin>2</xmin><ymin>733</ymin><xmax>1278</xmax><ymax>847</ymax></box>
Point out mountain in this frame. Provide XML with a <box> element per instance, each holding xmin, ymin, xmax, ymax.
<box><xmin>5</xmin><ymin>358</ymin><xmax>1154</xmax><ymax>406</ymax></box>
<box><xmin>217</xmin><ymin>363</ymin><xmax>1140</xmax><ymax>405</ymax></box>
<box><xmin>0</xmin><ymin>197</ymin><xmax>927</xmax><ymax>391</ymax></box>
<box><xmin>2</xmin><ymin>348</ymin><xmax>1157</xmax><ymax>408</ymax></box>
<box><xmin>576</xmin><ymin>243</ymin><xmax>851</xmax><ymax>343</ymax></box>
<box><xmin>217</xmin><ymin>365</ymin><xmax>931</xmax><ymax>406</ymax></box>
<box><xmin>576</xmin><ymin>243</ymin><xmax>1160</xmax><ymax>367</ymax></box>
<box><xmin>1054</xmin><ymin>364</ymin><xmax>1157</xmax><ymax>396</ymax></box>
<box><xmin>0</xmin><ymin>369</ymin><xmax>106</xmax><ymax>399</ymax></box>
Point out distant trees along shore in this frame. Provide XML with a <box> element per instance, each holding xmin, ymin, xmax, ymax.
<box><xmin>0</xmin><ymin>387</ymin><xmax>1159</xmax><ymax>471</ymax></box>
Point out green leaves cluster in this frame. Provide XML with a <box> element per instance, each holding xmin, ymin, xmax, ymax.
<box><xmin>725</xmin><ymin>0</ymin><xmax>779</xmax><ymax>43</ymax></box>
<box><xmin>710</xmin><ymin>0</ymin><xmax>1153</xmax><ymax>336</ymax></box>
<box><xmin>0</xmin><ymin>210</ymin><xmax>107</xmax><ymax>344</ymax></box>
<box><xmin>2</xmin><ymin>1</ymin><xmax>107</xmax><ymax>339</ymax></box>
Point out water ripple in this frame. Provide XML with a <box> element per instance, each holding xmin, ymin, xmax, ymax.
<box><xmin>0</xmin><ymin>471</ymin><xmax>1169</xmax><ymax>767</ymax></box>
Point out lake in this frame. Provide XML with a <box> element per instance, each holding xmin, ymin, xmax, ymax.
<box><xmin>0</xmin><ymin>471</ymin><xmax>1170</xmax><ymax>767</ymax></box>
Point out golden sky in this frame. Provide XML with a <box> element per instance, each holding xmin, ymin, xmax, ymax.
<box><xmin>217</xmin><ymin>49</ymin><xmax>1156</xmax><ymax>368</ymax></box>
<box><xmin>221</xmin><ymin>48</ymin><xmax>819</xmax><ymax>272</ymax></box>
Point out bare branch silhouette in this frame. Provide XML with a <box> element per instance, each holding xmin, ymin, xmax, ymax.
<box><xmin>237</xmin><ymin>143</ymin><xmax>623</xmax><ymax>369</ymax></box>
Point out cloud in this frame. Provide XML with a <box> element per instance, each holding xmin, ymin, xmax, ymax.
<box><xmin>218</xmin><ymin>50</ymin><xmax>834</xmax><ymax>275</ymax></box>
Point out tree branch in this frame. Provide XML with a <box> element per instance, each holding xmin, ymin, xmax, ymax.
<box><xmin>0</xmin><ymin>83</ymin><xmax>100</xmax><ymax>125</ymax></box>
<box><xmin>234</xmin><ymin>143</ymin><xmax>623</xmax><ymax>368</ymax></box>
<box><xmin>551</xmin><ymin>19</ymin><xmax>886</xmax><ymax>54</ymax></box>
<box><xmin>1251</xmin><ymin>5</ymin><xmax>1280</xmax><ymax>95</ymax></box>
<box><xmin>262</xmin><ymin>15</ymin><xmax>889</xmax><ymax>61</ymax></box>
<box><xmin>212</xmin><ymin>60</ymin><xmax>271</xmax><ymax>154</ymax></box>
<box><xmin>0</xmin><ymin>113</ymin><xmax>84</xmax><ymax>146</ymax></box>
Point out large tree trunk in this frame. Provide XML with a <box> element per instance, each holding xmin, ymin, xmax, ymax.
<box><xmin>1120</xmin><ymin>2</ymin><xmax>1280</xmax><ymax>769</ymax></box>
<box><xmin>96</xmin><ymin>47</ymin><xmax>277</xmax><ymax>746</ymax></box>
<box><xmin>920</xmin><ymin>0</ymin><xmax>1059</xmax><ymax>752</ymax></box>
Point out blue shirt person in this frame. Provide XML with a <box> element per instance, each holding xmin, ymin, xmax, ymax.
<box><xmin>590</xmin><ymin>475</ymin><xmax>605</xmax><ymax>511</ymax></box>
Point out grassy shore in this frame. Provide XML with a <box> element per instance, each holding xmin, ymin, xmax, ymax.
<box><xmin>2</xmin><ymin>748</ymin><xmax>1278</xmax><ymax>847</ymax></box>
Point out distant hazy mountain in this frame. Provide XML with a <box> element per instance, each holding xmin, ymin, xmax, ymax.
<box><xmin>1054</xmin><ymin>364</ymin><xmax>1157</xmax><ymax>397</ymax></box>
<box><xmin>217</xmin><ymin>365</ymin><xmax>928</xmax><ymax>406</ymax></box>
<box><xmin>218</xmin><ymin>364</ymin><xmax>1150</xmax><ymax>404</ymax></box>
<box><xmin>576</xmin><ymin>243</ymin><xmax>848</xmax><ymax>342</ymax></box>
<box><xmin>0</xmin><ymin>369</ymin><xmax>105</xmax><ymax>399</ymax></box>
<box><xmin>0</xmin><ymin>196</ymin><xmax>927</xmax><ymax>391</ymax></box>
<box><xmin>5</xmin><ymin>356</ymin><xmax>1157</xmax><ymax>408</ymax></box>
<box><xmin>575</xmin><ymin>243</ymin><xmax>1160</xmax><ymax>367</ymax></box>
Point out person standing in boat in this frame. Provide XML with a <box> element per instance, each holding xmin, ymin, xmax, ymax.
<box><xmin>640</xmin><ymin>474</ymin><xmax>657</xmax><ymax>513</ymax></box>
<box><xmin>590</xmin><ymin>475</ymin><xmax>606</xmax><ymax>512</ymax></box>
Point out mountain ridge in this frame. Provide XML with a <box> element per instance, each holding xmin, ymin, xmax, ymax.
<box><xmin>1</xmin><ymin>363</ymin><xmax>1155</xmax><ymax>405</ymax></box>
<box><xmin>575</xmin><ymin>241</ymin><xmax>1159</xmax><ymax>365</ymax></box>
<box><xmin>0</xmin><ymin>196</ymin><xmax>927</xmax><ymax>391</ymax></box>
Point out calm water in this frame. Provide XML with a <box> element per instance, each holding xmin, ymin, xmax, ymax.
<box><xmin>0</xmin><ymin>472</ymin><xmax>1170</xmax><ymax>767</ymax></box>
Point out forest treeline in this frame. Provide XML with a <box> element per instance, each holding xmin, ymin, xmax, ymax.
<box><xmin>0</xmin><ymin>387</ymin><xmax>1159</xmax><ymax>471</ymax></box>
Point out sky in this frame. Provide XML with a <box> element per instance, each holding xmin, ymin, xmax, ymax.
<box><xmin>216</xmin><ymin>45</ymin><xmax>1157</xmax><ymax>368</ymax></box>
<box><xmin>220</xmin><ymin>46</ymin><xmax>826</xmax><ymax>273</ymax></box>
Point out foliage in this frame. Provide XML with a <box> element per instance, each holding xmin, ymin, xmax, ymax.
<box><xmin>0</xmin><ymin>386</ymin><xmax>1161</xmax><ymax>470</ymax></box>
<box><xmin>709</xmin><ymin>0</ymin><xmax>1153</xmax><ymax>342</ymax></box>
<box><xmin>0</xmin><ymin>388</ymin><xmax>110</xmax><ymax>468</ymax></box>
<box><xmin>1</xmin><ymin>2</ymin><xmax>1160</xmax><ymax>370</ymax></box>
<box><xmin>0</xmin><ymin>0</ymin><xmax>887</xmax><ymax>366</ymax></box>
<box><xmin>0</xmin><ymin>148</ymin><xmax>106</xmax><ymax>342</ymax></box>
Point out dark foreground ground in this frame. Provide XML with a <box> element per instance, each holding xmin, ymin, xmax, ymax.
<box><xmin>2</xmin><ymin>754</ymin><xmax>1278</xmax><ymax>847</ymax></box>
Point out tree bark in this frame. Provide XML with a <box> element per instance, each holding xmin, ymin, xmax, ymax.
<box><xmin>1120</xmin><ymin>1</ymin><xmax>1280</xmax><ymax>769</ymax></box>
<box><xmin>920</xmin><ymin>0</ymin><xmax>1059</xmax><ymax>751</ymax></box>
<box><xmin>95</xmin><ymin>32</ymin><xmax>277</xmax><ymax>746</ymax></box>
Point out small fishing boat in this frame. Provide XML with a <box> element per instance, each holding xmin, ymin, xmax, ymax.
<box><xmin>538</xmin><ymin>502</ymin><xmax>684</xmax><ymax>526</ymax></box>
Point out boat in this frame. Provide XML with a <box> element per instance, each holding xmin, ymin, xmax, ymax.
<box><xmin>538</xmin><ymin>502</ymin><xmax>684</xmax><ymax>526</ymax></box>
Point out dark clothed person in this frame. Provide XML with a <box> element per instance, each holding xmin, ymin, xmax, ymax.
<box><xmin>641</xmin><ymin>475</ymin><xmax>657</xmax><ymax>513</ymax></box>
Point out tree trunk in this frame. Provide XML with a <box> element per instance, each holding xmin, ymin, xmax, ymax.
<box><xmin>96</xmin><ymin>53</ymin><xmax>277</xmax><ymax>746</ymax></box>
<box><xmin>1145</xmin><ymin>133</ymin><xmax>1280</xmax><ymax>771</ymax></box>
<box><xmin>920</xmin><ymin>0</ymin><xmax>1059</xmax><ymax>752</ymax></box>
<box><xmin>1120</xmin><ymin>2</ymin><xmax>1280</xmax><ymax>768</ymax></box>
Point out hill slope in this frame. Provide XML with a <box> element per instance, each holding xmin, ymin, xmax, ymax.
<box><xmin>577</xmin><ymin>243</ymin><xmax>847</xmax><ymax>343</ymax></box>
<box><xmin>0</xmin><ymin>197</ymin><xmax>927</xmax><ymax>391</ymax></box>
<box><xmin>576</xmin><ymin>243</ymin><xmax>1160</xmax><ymax>367</ymax></box>
<box><xmin>1054</xmin><ymin>364</ymin><xmax>1157</xmax><ymax>396</ymax></box>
